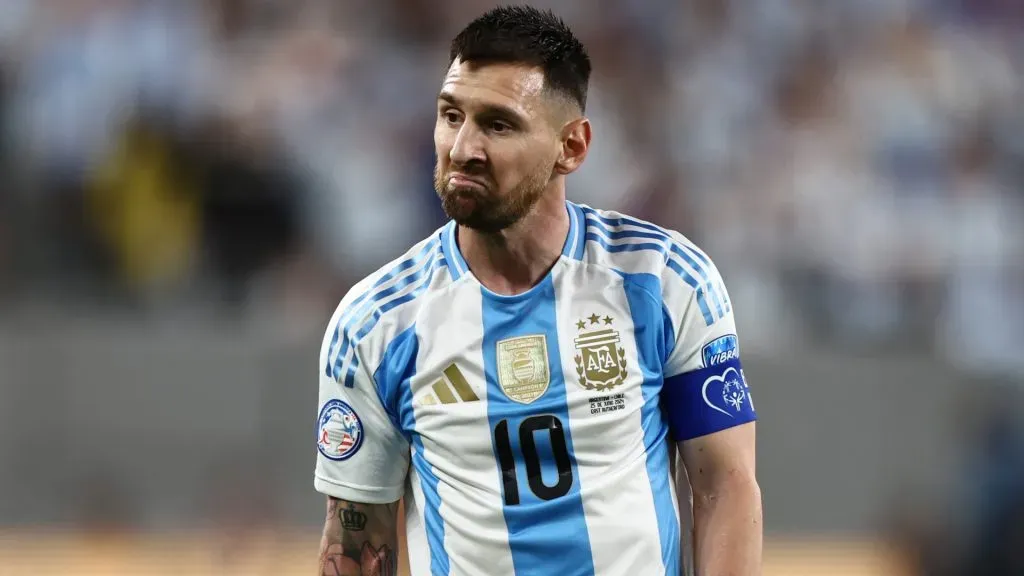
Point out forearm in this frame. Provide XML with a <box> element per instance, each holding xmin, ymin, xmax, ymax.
<box><xmin>692</xmin><ymin>476</ymin><xmax>763</xmax><ymax>576</ymax></box>
<box><xmin>318</xmin><ymin>496</ymin><xmax>399</xmax><ymax>576</ymax></box>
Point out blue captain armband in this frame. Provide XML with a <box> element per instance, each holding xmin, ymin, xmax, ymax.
<box><xmin>663</xmin><ymin>356</ymin><xmax>757</xmax><ymax>441</ymax></box>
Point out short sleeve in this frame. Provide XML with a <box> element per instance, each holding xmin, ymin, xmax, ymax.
<box><xmin>659</xmin><ymin>242</ymin><xmax>757</xmax><ymax>442</ymax></box>
<box><xmin>314</xmin><ymin>306</ymin><xmax>410</xmax><ymax>504</ymax></box>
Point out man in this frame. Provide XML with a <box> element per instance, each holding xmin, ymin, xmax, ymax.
<box><xmin>315</xmin><ymin>6</ymin><xmax>761</xmax><ymax>576</ymax></box>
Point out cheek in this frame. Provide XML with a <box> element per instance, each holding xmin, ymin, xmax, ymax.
<box><xmin>522</xmin><ymin>148</ymin><xmax>558</xmax><ymax>181</ymax></box>
<box><xmin>433</xmin><ymin>124</ymin><xmax>452</xmax><ymax>159</ymax></box>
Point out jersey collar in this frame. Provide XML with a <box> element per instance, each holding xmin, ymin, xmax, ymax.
<box><xmin>441</xmin><ymin>200</ymin><xmax>587</xmax><ymax>281</ymax></box>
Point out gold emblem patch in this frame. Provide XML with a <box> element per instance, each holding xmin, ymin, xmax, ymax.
<box><xmin>574</xmin><ymin>313</ymin><xmax>628</xmax><ymax>391</ymax></box>
<box><xmin>496</xmin><ymin>335</ymin><xmax>550</xmax><ymax>404</ymax></box>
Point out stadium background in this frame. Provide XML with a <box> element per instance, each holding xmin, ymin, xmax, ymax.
<box><xmin>0</xmin><ymin>0</ymin><xmax>1022</xmax><ymax>574</ymax></box>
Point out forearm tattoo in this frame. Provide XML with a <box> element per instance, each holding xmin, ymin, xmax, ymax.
<box><xmin>319</xmin><ymin>497</ymin><xmax>399</xmax><ymax>576</ymax></box>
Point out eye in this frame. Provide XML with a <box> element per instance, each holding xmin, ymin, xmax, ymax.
<box><xmin>489</xmin><ymin>121</ymin><xmax>512</xmax><ymax>134</ymax></box>
<box><xmin>441</xmin><ymin>109</ymin><xmax>462</xmax><ymax>125</ymax></box>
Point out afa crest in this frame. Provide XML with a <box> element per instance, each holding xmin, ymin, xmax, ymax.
<box><xmin>573</xmin><ymin>313</ymin><xmax>628</xmax><ymax>392</ymax></box>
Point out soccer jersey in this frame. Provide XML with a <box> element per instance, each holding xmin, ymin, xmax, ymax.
<box><xmin>314</xmin><ymin>201</ymin><xmax>757</xmax><ymax>576</ymax></box>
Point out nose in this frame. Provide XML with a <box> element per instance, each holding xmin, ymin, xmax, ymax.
<box><xmin>449</xmin><ymin>122</ymin><xmax>486</xmax><ymax>166</ymax></box>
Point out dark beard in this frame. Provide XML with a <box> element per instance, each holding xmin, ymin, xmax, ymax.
<box><xmin>434</xmin><ymin>164</ymin><xmax>550</xmax><ymax>233</ymax></box>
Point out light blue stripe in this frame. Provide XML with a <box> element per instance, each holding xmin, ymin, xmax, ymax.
<box><xmin>584</xmin><ymin>226</ymin><xmax>716</xmax><ymax>326</ymax></box>
<box><xmin>374</xmin><ymin>325</ymin><xmax>450</xmax><ymax>574</ymax></box>
<box><xmin>582</xmin><ymin>209</ymin><xmax>727</xmax><ymax>319</ymax></box>
<box><xmin>583</xmin><ymin>212</ymin><xmax>726</xmax><ymax>319</ymax></box>
<box><xmin>373</xmin><ymin>324</ymin><xmax>420</xmax><ymax>437</ymax></box>
<box><xmin>481</xmin><ymin>276</ymin><xmax>595</xmax><ymax>576</ymax></box>
<box><xmin>411</xmin><ymin>434</ymin><xmax>449</xmax><ymax>575</ymax></box>
<box><xmin>571</xmin><ymin>203</ymin><xmax>587</xmax><ymax>260</ymax></box>
<box><xmin>562</xmin><ymin>201</ymin><xmax>587</xmax><ymax>261</ymax></box>
<box><xmin>341</xmin><ymin>254</ymin><xmax>445</xmax><ymax>388</ymax></box>
<box><xmin>709</xmin><ymin>282</ymin><xmax>726</xmax><ymax>320</ymax></box>
<box><xmin>619</xmin><ymin>272</ymin><xmax>680</xmax><ymax>574</ymax></box>
<box><xmin>583</xmin><ymin>209</ymin><xmax>703</xmax><ymax>268</ymax></box>
<box><xmin>326</xmin><ymin>239</ymin><xmax>440</xmax><ymax>378</ymax></box>
<box><xmin>583</xmin><ymin>209</ymin><xmax>705</xmax><ymax>271</ymax></box>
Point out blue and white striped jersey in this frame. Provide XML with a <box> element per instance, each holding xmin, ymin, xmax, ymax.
<box><xmin>314</xmin><ymin>201</ymin><xmax>757</xmax><ymax>576</ymax></box>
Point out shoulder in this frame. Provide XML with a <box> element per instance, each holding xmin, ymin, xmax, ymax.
<box><xmin>577</xmin><ymin>204</ymin><xmax>719</xmax><ymax>282</ymax></box>
<box><xmin>320</xmin><ymin>229</ymin><xmax>451</xmax><ymax>378</ymax></box>
<box><xmin>339</xmin><ymin>231</ymin><xmax>450</xmax><ymax>317</ymax></box>
<box><xmin>576</xmin><ymin>204</ymin><xmax>731</xmax><ymax>328</ymax></box>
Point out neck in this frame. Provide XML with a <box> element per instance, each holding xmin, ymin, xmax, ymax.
<box><xmin>458</xmin><ymin>191</ymin><xmax>569</xmax><ymax>296</ymax></box>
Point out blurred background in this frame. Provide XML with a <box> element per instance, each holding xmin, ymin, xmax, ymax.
<box><xmin>0</xmin><ymin>0</ymin><xmax>1022</xmax><ymax>574</ymax></box>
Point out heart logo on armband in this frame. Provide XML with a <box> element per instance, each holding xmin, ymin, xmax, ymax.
<box><xmin>701</xmin><ymin>367</ymin><xmax>749</xmax><ymax>417</ymax></box>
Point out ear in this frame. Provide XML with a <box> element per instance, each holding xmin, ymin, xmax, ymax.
<box><xmin>554</xmin><ymin>117</ymin><xmax>591</xmax><ymax>175</ymax></box>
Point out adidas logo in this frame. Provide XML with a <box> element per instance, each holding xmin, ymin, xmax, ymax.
<box><xmin>420</xmin><ymin>364</ymin><xmax>479</xmax><ymax>406</ymax></box>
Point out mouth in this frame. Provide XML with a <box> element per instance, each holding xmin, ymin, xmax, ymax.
<box><xmin>448</xmin><ymin>173</ymin><xmax>487</xmax><ymax>189</ymax></box>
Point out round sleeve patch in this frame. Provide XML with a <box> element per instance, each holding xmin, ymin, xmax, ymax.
<box><xmin>316</xmin><ymin>400</ymin><xmax>364</xmax><ymax>461</ymax></box>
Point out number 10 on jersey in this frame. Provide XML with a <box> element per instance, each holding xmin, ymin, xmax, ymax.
<box><xmin>492</xmin><ymin>415</ymin><xmax>574</xmax><ymax>506</ymax></box>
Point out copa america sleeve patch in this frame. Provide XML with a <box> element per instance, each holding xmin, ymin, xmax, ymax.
<box><xmin>317</xmin><ymin>400</ymin><xmax>364</xmax><ymax>461</ymax></box>
<box><xmin>663</xmin><ymin>356</ymin><xmax>756</xmax><ymax>441</ymax></box>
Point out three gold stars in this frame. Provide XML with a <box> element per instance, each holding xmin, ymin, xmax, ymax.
<box><xmin>577</xmin><ymin>313</ymin><xmax>614</xmax><ymax>330</ymax></box>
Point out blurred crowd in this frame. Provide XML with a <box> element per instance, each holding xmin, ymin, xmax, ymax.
<box><xmin>0</xmin><ymin>1</ymin><xmax>1022</xmax><ymax>573</ymax></box>
<box><xmin>0</xmin><ymin>0</ymin><xmax>1022</xmax><ymax>376</ymax></box>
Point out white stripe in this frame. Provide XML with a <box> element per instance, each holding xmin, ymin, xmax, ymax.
<box><xmin>554</xmin><ymin>264</ymin><xmax>666</xmax><ymax>573</ymax></box>
<box><xmin>408</xmin><ymin>284</ymin><xmax>515</xmax><ymax>575</ymax></box>
<box><xmin>405</xmin><ymin>467</ymin><xmax>434</xmax><ymax>576</ymax></box>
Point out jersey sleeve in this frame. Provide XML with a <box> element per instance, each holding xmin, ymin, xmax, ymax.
<box><xmin>660</xmin><ymin>242</ymin><xmax>757</xmax><ymax>442</ymax></box>
<box><xmin>313</xmin><ymin>302</ymin><xmax>410</xmax><ymax>504</ymax></box>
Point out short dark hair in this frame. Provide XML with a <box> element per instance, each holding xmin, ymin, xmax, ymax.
<box><xmin>448</xmin><ymin>5</ymin><xmax>591</xmax><ymax>111</ymax></box>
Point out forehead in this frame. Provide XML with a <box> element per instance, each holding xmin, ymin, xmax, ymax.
<box><xmin>439</xmin><ymin>59</ymin><xmax>548</xmax><ymax>115</ymax></box>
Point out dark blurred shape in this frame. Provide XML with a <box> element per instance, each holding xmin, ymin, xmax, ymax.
<box><xmin>192</xmin><ymin>118</ymin><xmax>300</xmax><ymax>310</ymax></box>
<box><xmin>957</xmin><ymin>393</ymin><xmax>1024</xmax><ymax>576</ymax></box>
<box><xmin>0</xmin><ymin>60</ymin><xmax>10</xmax><ymax>300</ymax></box>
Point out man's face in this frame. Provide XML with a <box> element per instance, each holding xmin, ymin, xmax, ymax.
<box><xmin>434</xmin><ymin>59</ymin><xmax>563</xmax><ymax>233</ymax></box>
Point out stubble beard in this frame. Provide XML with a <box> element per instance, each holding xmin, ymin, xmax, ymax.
<box><xmin>434</xmin><ymin>163</ymin><xmax>551</xmax><ymax>234</ymax></box>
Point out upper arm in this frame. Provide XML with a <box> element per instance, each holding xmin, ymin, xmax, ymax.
<box><xmin>659</xmin><ymin>241</ymin><xmax>757</xmax><ymax>444</ymax></box>
<box><xmin>678</xmin><ymin>422</ymin><xmax>757</xmax><ymax>496</ymax></box>
<box><xmin>314</xmin><ymin>301</ymin><xmax>410</xmax><ymax>504</ymax></box>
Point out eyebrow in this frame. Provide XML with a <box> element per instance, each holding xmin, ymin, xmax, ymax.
<box><xmin>437</xmin><ymin>92</ymin><xmax>526</xmax><ymax>123</ymax></box>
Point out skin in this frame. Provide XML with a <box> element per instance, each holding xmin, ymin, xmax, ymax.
<box><xmin>317</xmin><ymin>497</ymin><xmax>399</xmax><ymax>576</ymax></box>
<box><xmin>319</xmin><ymin>57</ymin><xmax>762</xmax><ymax>576</ymax></box>
<box><xmin>681</xmin><ymin>422</ymin><xmax>762</xmax><ymax>575</ymax></box>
